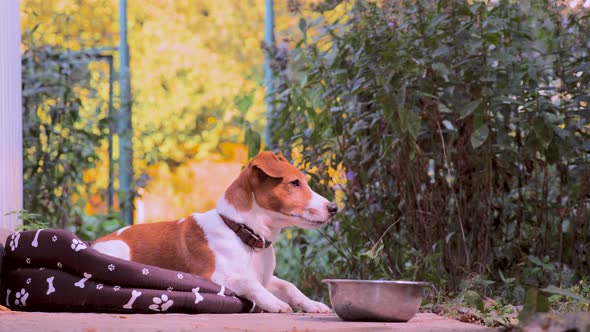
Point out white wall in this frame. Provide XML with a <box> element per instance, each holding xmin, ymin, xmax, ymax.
<box><xmin>0</xmin><ymin>0</ymin><xmax>23</xmax><ymax>232</ymax></box>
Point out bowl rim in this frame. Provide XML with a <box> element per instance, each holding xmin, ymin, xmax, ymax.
<box><xmin>322</xmin><ymin>279</ymin><xmax>431</xmax><ymax>286</ymax></box>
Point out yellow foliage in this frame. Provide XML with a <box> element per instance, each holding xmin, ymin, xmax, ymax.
<box><xmin>137</xmin><ymin>159</ymin><xmax>245</xmax><ymax>222</ymax></box>
<box><xmin>20</xmin><ymin>0</ymin><xmax>320</xmax><ymax>216</ymax></box>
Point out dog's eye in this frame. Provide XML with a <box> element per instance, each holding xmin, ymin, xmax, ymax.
<box><xmin>289</xmin><ymin>179</ymin><xmax>301</xmax><ymax>187</ymax></box>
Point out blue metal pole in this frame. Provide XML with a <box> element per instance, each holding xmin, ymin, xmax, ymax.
<box><xmin>107</xmin><ymin>55</ymin><xmax>115</xmax><ymax>212</ymax></box>
<box><xmin>264</xmin><ymin>0</ymin><xmax>275</xmax><ymax>149</ymax></box>
<box><xmin>118</xmin><ymin>0</ymin><xmax>134</xmax><ymax>225</ymax></box>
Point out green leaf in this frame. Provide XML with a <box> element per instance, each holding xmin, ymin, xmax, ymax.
<box><xmin>407</xmin><ymin>140</ymin><xmax>417</xmax><ymax>160</ymax></box>
<box><xmin>299</xmin><ymin>18</ymin><xmax>308</xmax><ymax>33</ymax></box>
<box><xmin>407</xmin><ymin>110</ymin><xmax>421</xmax><ymax>140</ymax></box>
<box><xmin>541</xmin><ymin>285</ymin><xmax>590</xmax><ymax>304</ymax></box>
<box><xmin>527</xmin><ymin>255</ymin><xmax>544</xmax><ymax>267</ymax></box>
<box><xmin>431</xmin><ymin>62</ymin><xmax>450</xmax><ymax>79</ymax></box>
<box><xmin>519</xmin><ymin>288</ymin><xmax>550</xmax><ymax>323</ymax></box>
<box><xmin>532</xmin><ymin>116</ymin><xmax>553</xmax><ymax>149</ymax></box>
<box><xmin>399</xmin><ymin>108</ymin><xmax>408</xmax><ymax>133</ymax></box>
<box><xmin>463</xmin><ymin>290</ymin><xmax>484</xmax><ymax>311</ymax></box>
<box><xmin>244</xmin><ymin>126</ymin><xmax>261</xmax><ymax>160</ymax></box>
<box><xmin>545</xmin><ymin>141</ymin><xmax>560</xmax><ymax>164</ymax></box>
<box><xmin>233</xmin><ymin>91</ymin><xmax>254</xmax><ymax>114</ymax></box>
<box><xmin>470</xmin><ymin>125</ymin><xmax>489</xmax><ymax>148</ymax></box>
<box><xmin>459</xmin><ymin>100</ymin><xmax>481</xmax><ymax>119</ymax></box>
<box><xmin>350</xmin><ymin>119</ymin><xmax>369</xmax><ymax>134</ymax></box>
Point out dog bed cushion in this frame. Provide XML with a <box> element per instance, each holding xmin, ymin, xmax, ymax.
<box><xmin>0</xmin><ymin>229</ymin><xmax>259</xmax><ymax>313</ymax></box>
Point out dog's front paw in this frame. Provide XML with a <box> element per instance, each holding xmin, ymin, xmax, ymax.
<box><xmin>300</xmin><ymin>300</ymin><xmax>332</xmax><ymax>313</ymax></box>
<box><xmin>257</xmin><ymin>297</ymin><xmax>293</xmax><ymax>313</ymax></box>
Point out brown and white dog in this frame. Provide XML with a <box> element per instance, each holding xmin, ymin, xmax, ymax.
<box><xmin>92</xmin><ymin>151</ymin><xmax>337</xmax><ymax>313</ymax></box>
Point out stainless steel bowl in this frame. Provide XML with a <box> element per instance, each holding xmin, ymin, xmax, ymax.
<box><xmin>323</xmin><ymin>279</ymin><xmax>429</xmax><ymax>322</ymax></box>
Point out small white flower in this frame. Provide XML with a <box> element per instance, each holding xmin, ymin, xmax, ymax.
<box><xmin>113</xmin><ymin>286</ymin><xmax>121</xmax><ymax>291</ymax></box>
<box><xmin>57</xmin><ymin>262</ymin><xmax>63</xmax><ymax>268</ymax></box>
<box><xmin>142</xmin><ymin>268</ymin><xmax>149</xmax><ymax>275</ymax></box>
<box><xmin>96</xmin><ymin>284</ymin><xmax>103</xmax><ymax>290</ymax></box>
<box><xmin>26</xmin><ymin>278</ymin><xmax>31</xmax><ymax>285</ymax></box>
<box><xmin>108</xmin><ymin>264</ymin><xmax>115</xmax><ymax>272</ymax></box>
<box><xmin>26</xmin><ymin>258</ymin><xmax>31</xmax><ymax>264</ymax></box>
<box><xmin>39</xmin><ymin>267</ymin><xmax>45</xmax><ymax>271</ymax></box>
<box><xmin>51</xmin><ymin>235</ymin><xmax>58</xmax><ymax>242</ymax></box>
<box><xmin>167</xmin><ymin>287</ymin><xmax>173</xmax><ymax>292</ymax></box>
<box><xmin>176</xmin><ymin>273</ymin><xmax>184</xmax><ymax>279</ymax></box>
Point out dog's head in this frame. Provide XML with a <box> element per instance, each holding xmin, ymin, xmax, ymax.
<box><xmin>224</xmin><ymin>151</ymin><xmax>338</xmax><ymax>229</ymax></box>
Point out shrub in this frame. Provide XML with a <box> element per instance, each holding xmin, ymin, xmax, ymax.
<box><xmin>271</xmin><ymin>0</ymin><xmax>590</xmax><ymax>299</ymax></box>
<box><xmin>22</xmin><ymin>41</ymin><xmax>115</xmax><ymax>234</ymax></box>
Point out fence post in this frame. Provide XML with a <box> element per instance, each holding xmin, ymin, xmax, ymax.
<box><xmin>107</xmin><ymin>55</ymin><xmax>115</xmax><ymax>213</ymax></box>
<box><xmin>0</xmin><ymin>0</ymin><xmax>23</xmax><ymax>233</ymax></box>
<box><xmin>119</xmin><ymin>0</ymin><xmax>134</xmax><ymax>225</ymax></box>
<box><xmin>264</xmin><ymin>0</ymin><xmax>276</xmax><ymax>149</ymax></box>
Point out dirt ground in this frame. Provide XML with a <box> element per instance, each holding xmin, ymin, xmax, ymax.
<box><xmin>0</xmin><ymin>311</ymin><xmax>496</xmax><ymax>332</ymax></box>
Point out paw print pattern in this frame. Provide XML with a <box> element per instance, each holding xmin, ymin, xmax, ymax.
<box><xmin>142</xmin><ymin>268</ymin><xmax>149</xmax><ymax>276</ymax></box>
<box><xmin>177</xmin><ymin>273</ymin><xmax>184</xmax><ymax>279</ymax></box>
<box><xmin>149</xmin><ymin>294</ymin><xmax>173</xmax><ymax>312</ymax></box>
<box><xmin>26</xmin><ymin>278</ymin><xmax>31</xmax><ymax>285</ymax></box>
<box><xmin>113</xmin><ymin>286</ymin><xmax>121</xmax><ymax>291</ymax></box>
<box><xmin>26</xmin><ymin>258</ymin><xmax>31</xmax><ymax>264</ymax></box>
<box><xmin>167</xmin><ymin>287</ymin><xmax>174</xmax><ymax>292</ymax></box>
<box><xmin>57</xmin><ymin>262</ymin><xmax>63</xmax><ymax>268</ymax></box>
<box><xmin>15</xmin><ymin>288</ymin><xmax>29</xmax><ymax>306</ymax></box>
<box><xmin>71</xmin><ymin>239</ymin><xmax>87</xmax><ymax>252</ymax></box>
<box><xmin>108</xmin><ymin>264</ymin><xmax>115</xmax><ymax>271</ymax></box>
<box><xmin>52</xmin><ymin>235</ymin><xmax>58</xmax><ymax>242</ymax></box>
<box><xmin>96</xmin><ymin>284</ymin><xmax>104</xmax><ymax>290</ymax></box>
<box><xmin>9</xmin><ymin>232</ymin><xmax>21</xmax><ymax>251</ymax></box>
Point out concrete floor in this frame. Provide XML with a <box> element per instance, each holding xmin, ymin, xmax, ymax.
<box><xmin>0</xmin><ymin>312</ymin><xmax>496</xmax><ymax>332</ymax></box>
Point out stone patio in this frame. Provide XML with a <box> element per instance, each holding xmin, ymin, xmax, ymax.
<box><xmin>0</xmin><ymin>312</ymin><xmax>496</xmax><ymax>332</ymax></box>
<box><xmin>0</xmin><ymin>228</ymin><xmax>496</xmax><ymax>331</ymax></box>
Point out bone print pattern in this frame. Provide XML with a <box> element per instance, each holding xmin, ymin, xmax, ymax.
<box><xmin>5</xmin><ymin>289</ymin><xmax>11</xmax><ymax>307</ymax></box>
<box><xmin>46</xmin><ymin>277</ymin><xmax>56</xmax><ymax>295</ymax></box>
<box><xmin>31</xmin><ymin>229</ymin><xmax>43</xmax><ymax>247</ymax></box>
<box><xmin>217</xmin><ymin>285</ymin><xmax>226</xmax><ymax>297</ymax></box>
<box><xmin>1</xmin><ymin>229</ymin><xmax>259</xmax><ymax>314</ymax></box>
<box><xmin>74</xmin><ymin>273</ymin><xmax>92</xmax><ymax>288</ymax></box>
<box><xmin>123</xmin><ymin>290</ymin><xmax>142</xmax><ymax>309</ymax></box>
<box><xmin>192</xmin><ymin>287</ymin><xmax>204</xmax><ymax>304</ymax></box>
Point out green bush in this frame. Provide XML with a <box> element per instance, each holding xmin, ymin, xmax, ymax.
<box><xmin>21</xmin><ymin>38</ymin><xmax>120</xmax><ymax>235</ymax></box>
<box><xmin>271</xmin><ymin>0</ymin><xmax>590</xmax><ymax>301</ymax></box>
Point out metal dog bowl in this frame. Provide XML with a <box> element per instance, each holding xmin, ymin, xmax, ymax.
<box><xmin>323</xmin><ymin>279</ymin><xmax>429</xmax><ymax>322</ymax></box>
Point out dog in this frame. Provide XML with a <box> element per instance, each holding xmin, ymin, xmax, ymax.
<box><xmin>92</xmin><ymin>151</ymin><xmax>338</xmax><ymax>313</ymax></box>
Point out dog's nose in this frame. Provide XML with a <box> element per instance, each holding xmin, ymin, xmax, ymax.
<box><xmin>327</xmin><ymin>203</ymin><xmax>338</xmax><ymax>216</ymax></box>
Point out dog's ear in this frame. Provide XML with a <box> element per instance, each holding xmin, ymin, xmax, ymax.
<box><xmin>275</xmin><ymin>151</ymin><xmax>288</xmax><ymax>162</ymax></box>
<box><xmin>250</xmin><ymin>151</ymin><xmax>288</xmax><ymax>179</ymax></box>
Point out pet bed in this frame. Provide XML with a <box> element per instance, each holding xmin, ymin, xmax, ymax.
<box><xmin>0</xmin><ymin>229</ymin><xmax>259</xmax><ymax>313</ymax></box>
